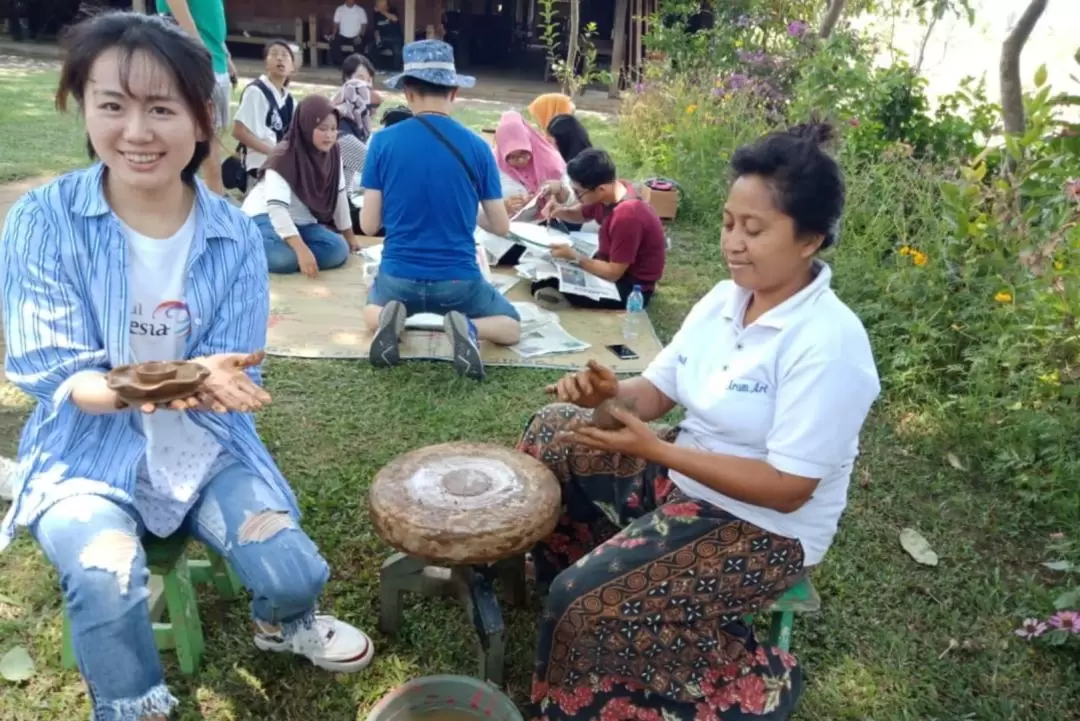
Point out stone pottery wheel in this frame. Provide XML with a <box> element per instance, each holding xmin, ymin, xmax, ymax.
<box><xmin>106</xmin><ymin>361</ymin><xmax>210</xmax><ymax>406</ymax></box>
<box><xmin>370</xmin><ymin>442</ymin><xmax>560</xmax><ymax>566</ymax></box>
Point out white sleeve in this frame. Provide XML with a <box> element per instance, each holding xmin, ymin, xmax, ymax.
<box><xmin>333</xmin><ymin>6</ymin><xmax>343</xmax><ymax>23</ymax></box>
<box><xmin>641</xmin><ymin>283</ymin><xmax>729</xmax><ymax>403</ymax></box>
<box><xmin>559</xmin><ymin>171</ymin><xmax>577</xmax><ymax>206</ymax></box>
<box><xmin>264</xmin><ymin>170</ymin><xmax>300</xmax><ymax>239</ymax></box>
<box><xmin>333</xmin><ymin>163</ymin><xmax>352</xmax><ymax>232</ymax></box>
<box><xmin>233</xmin><ymin>85</ymin><xmax>267</xmax><ymax>134</ymax></box>
<box><xmin>766</xmin><ymin>354</ymin><xmax>880</xmax><ymax>479</ymax></box>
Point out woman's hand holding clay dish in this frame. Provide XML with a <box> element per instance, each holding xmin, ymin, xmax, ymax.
<box><xmin>109</xmin><ymin>352</ymin><xmax>271</xmax><ymax>413</ymax></box>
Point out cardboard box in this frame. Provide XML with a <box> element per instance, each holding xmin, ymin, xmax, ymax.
<box><xmin>642</xmin><ymin>185</ymin><xmax>679</xmax><ymax>220</ymax></box>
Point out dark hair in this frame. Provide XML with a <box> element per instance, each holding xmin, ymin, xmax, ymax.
<box><xmin>729</xmin><ymin>122</ymin><xmax>845</xmax><ymax>249</ymax></box>
<box><xmin>546</xmin><ymin>113</ymin><xmax>592</xmax><ymax>162</ymax></box>
<box><xmin>381</xmin><ymin>105</ymin><xmax>413</xmax><ymax>127</ymax></box>
<box><xmin>403</xmin><ymin>76</ymin><xmax>454</xmax><ymax>98</ymax></box>
<box><xmin>341</xmin><ymin>53</ymin><xmax>375</xmax><ymax>83</ymax></box>
<box><xmin>263</xmin><ymin>38</ymin><xmax>296</xmax><ymax>62</ymax></box>
<box><xmin>56</xmin><ymin>11</ymin><xmax>214</xmax><ymax>184</ymax></box>
<box><xmin>566</xmin><ymin>148</ymin><xmax>617</xmax><ymax>190</ymax></box>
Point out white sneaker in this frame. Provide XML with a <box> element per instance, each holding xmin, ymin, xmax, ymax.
<box><xmin>0</xmin><ymin>456</ymin><xmax>16</xmax><ymax>502</ymax></box>
<box><xmin>254</xmin><ymin>615</ymin><xmax>374</xmax><ymax>673</ymax></box>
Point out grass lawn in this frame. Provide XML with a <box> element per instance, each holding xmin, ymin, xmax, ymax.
<box><xmin>1</xmin><ymin>67</ymin><xmax>1078</xmax><ymax>720</ymax></box>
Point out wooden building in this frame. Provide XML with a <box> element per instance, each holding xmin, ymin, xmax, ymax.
<box><xmin>129</xmin><ymin>0</ymin><xmax>661</xmax><ymax>95</ymax></box>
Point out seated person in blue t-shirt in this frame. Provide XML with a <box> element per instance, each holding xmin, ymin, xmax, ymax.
<box><xmin>360</xmin><ymin>40</ymin><xmax>517</xmax><ymax>381</ymax></box>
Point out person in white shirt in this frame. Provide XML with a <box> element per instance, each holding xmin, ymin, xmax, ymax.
<box><xmin>232</xmin><ymin>39</ymin><xmax>296</xmax><ymax>182</ymax></box>
<box><xmin>331</xmin><ymin>0</ymin><xmax>369</xmax><ymax>67</ymax></box>
<box><xmin>515</xmin><ymin>122</ymin><xmax>880</xmax><ymax>720</ymax></box>
<box><xmin>242</xmin><ymin>95</ymin><xmax>362</xmax><ymax>278</ymax></box>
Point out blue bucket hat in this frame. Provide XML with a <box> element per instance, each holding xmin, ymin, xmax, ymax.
<box><xmin>384</xmin><ymin>39</ymin><xmax>475</xmax><ymax>91</ymax></box>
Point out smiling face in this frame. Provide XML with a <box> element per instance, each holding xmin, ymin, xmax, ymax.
<box><xmin>84</xmin><ymin>47</ymin><xmax>205</xmax><ymax>195</ymax></box>
<box><xmin>265</xmin><ymin>43</ymin><xmax>294</xmax><ymax>82</ymax></box>
<box><xmin>721</xmin><ymin>174</ymin><xmax>821</xmax><ymax>293</ymax></box>
<box><xmin>312</xmin><ymin>112</ymin><xmax>339</xmax><ymax>152</ymax></box>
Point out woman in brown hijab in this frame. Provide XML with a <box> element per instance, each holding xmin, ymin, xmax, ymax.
<box><xmin>241</xmin><ymin>95</ymin><xmax>361</xmax><ymax>278</ymax></box>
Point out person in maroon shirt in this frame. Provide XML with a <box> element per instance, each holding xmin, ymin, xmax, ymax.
<box><xmin>537</xmin><ymin>148</ymin><xmax>666</xmax><ymax>310</ymax></box>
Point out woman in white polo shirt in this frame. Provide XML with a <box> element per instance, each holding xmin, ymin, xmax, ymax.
<box><xmin>517</xmin><ymin>122</ymin><xmax>880</xmax><ymax>721</ymax></box>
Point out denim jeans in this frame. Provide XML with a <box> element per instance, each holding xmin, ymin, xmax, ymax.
<box><xmin>252</xmin><ymin>214</ymin><xmax>350</xmax><ymax>275</ymax></box>
<box><xmin>33</xmin><ymin>458</ymin><xmax>329</xmax><ymax>721</ymax></box>
<box><xmin>367</xmin><ymin>271</ymin><xmax>521</xmax><ymax>321</ymax></box>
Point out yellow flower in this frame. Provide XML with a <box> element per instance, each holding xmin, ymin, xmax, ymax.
<box><xmin>685</xmin><ymin>104</ymin><xmax>697</xmax><ymax>114</ymax></box>
<box><xmin>995</xmin><ymin>291</ymin><xmax>1013</xmax><ymax>303</ymax></box>
<box><xmin>912</xmin><ymin>251</ymin><xmax>928</xmax><ymax>266</ymax></box>
<box><xmin>899</xmin><ymin>246</ymin><xmax>911</xmax><ymax>256</ymax></box>
<box><xmin>1053</xmin><ymin>260</ymin><xmax>1064</xmax><ymax>271</ymax></box>
<box><xmin>1038</xmin><ymin>370</ymin><xmax>1061</xmax><ymax>386</ymax></box>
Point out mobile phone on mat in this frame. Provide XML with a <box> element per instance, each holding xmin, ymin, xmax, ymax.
<box><xmin>606</xmin><ymin>344</ymin><xmax>640</xmax><ymax>361</ymax></box>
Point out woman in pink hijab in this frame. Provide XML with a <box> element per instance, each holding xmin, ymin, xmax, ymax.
<box><xmin>494</xmin><ymin>110</ymin><xmax>570</xmax><ymax>221</ymax></box>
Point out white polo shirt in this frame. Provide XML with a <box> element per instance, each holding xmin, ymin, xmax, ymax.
<box><xmin>334</xmin><ymin>3</ymin><xmax>369</xmax><ymax>38</ymax></box>
<box><xmin>642</xmin><ymin>261</ymin><xmax>880</xmax><ymax>566</ymax></box>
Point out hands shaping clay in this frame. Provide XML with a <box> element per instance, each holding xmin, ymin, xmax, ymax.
<box><xmin>106</xmin><ymin>361</ymin><xmax>210</xmax><ymax>406</ymax></box>
<box><xmin>590</xmin><ymin>397</ymin><xmax>638</xmax><ymax>430</ymax></box>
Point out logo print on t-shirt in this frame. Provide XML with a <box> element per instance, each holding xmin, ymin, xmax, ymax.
<box><xmin>152</xmin><ymin>300</ymin><xmax>191</xmax><ymax>336</ymax></box>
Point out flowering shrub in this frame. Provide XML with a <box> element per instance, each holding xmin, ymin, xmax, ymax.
<box><xmin>1016</xmin><ymin>535</ymin><xmax>1080</xmax><ymax>647</ymax></box>
<box><xmin>614</xmin><ymin>6</ymin><xmax>1080</xmax><ymax>605</ymax></box>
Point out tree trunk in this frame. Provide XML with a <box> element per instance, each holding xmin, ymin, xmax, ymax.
<box><xmin>1000</xmin><ymin>0</ymin><xmax>1048</xmax><ymax>136</ymax></box>
<box><xmin>913</xmin><ymin>12</ymin><xmax>939</xmax><ymax>75</ymax></box>
<box><xmin>608</xmin><ymin>0</ymin><xmax>628</xmax><ymax>98</ymax></box>
<box><xmin>817</xmin><ymin>0</ymin><xmax>846</xmax><ymax>39</ymax></box>
<box><xmin>565</xmin><ymin>0</ymin><xmax>580</xmax><ymax>95</ymax></box>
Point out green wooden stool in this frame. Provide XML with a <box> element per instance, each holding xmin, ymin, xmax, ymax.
<box><xmin>746</xmin><ymin>577</ymin><xmax>821</xmax><ymax>652</ymax></box>
<box><xmin>61</xmin><ymin>534</ymin><xmax>242</xmax><ymax>676</ymax></box>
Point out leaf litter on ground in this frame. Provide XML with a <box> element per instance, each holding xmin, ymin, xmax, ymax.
<box><xmin>0</xmin><ymin>646</ymin><xmax>35</xmax><ymax>682</ymax></box>
<box><xmin>900</xmin><ymin>527</ymin><xmax>939</xmax><ymax>566</ymax></box>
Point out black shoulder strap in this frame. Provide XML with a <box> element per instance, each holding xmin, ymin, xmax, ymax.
<box><xmin>247</xmin><ymin>78</ymin><xmax>280</xmax><ymax>110</ymax></box>
<box><xmin>412</xmin><ymin>115</ymin><xmax>481</xmax><ymax>196</ymax></box>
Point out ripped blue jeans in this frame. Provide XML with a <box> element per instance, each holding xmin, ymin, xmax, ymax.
<box><xmin>32</xmin><ymin>458</ymin><xmax>329</xmax><ymax>721</ymax></box>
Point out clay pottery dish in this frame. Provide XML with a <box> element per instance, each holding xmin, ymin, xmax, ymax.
<box><xmin>106</xmin><ymin>361</ymin><xmax>210</xmax><ymax>405</ymax></box>
<box><xmin>369</xmin><ymin>442</ymin><xmax>561</xmax><ymax>566</ymax></box>
<box><xmin>591</xmin><ymin>397</ymin><xmax>638</xmax><ymax>430</ymax></box>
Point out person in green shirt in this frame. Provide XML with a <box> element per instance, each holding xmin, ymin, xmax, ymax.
<box><xmin>156</xmin><ymin>0</ymin><xmax>238</xmax><ymax>195</ymax></box>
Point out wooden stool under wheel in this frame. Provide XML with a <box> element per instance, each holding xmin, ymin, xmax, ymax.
<box><xmin>369</xmin><ymin>442</ymin><xmax>561</xmax><ymax>686</ymax></box>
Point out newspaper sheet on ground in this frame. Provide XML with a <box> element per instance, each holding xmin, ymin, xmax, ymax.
<box><xmin>513</xmin><ymin>322</ymin><xmax>591</xmax><ymax>358</ymax></box>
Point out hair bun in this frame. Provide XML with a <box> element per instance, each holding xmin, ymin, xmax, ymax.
<box><xmin>787</xmin><ymin>120</ymin><xmax>834</xmax><ymax>147</ymax></box>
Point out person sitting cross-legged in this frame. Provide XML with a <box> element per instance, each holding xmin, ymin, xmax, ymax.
<box><xmin>537</xmin><ymin>148</ymin><xmax>667</xmax><ymax>310</ymax></box>
<box><xmin>359</xmin><ymin>40</ymin><xmax>519</xmax><ymax>381</ymax></box>
<box><xmin>242</xmin><ymin>95</ymin><xmax>363</xmax><ymax>277</ymax></box>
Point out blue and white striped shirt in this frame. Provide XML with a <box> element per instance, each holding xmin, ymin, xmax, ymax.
<box><xmin>0</xmin><ymin>163</ymin><xmax>299</xmax><ymax>550</ymax></box>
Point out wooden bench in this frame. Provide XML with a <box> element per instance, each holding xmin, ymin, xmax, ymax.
<box><xmin>226</xmin><ymin>18</ymin><xmax>305</xmax><ymax>65</ymax></box>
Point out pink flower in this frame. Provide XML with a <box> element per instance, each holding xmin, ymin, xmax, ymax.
<box><xmin>1015</xmin><ymin>617</ymin><xmax>1049</xmax><ymax>639</ymax></box>
<box><xmin>787</xmin><ymin>20</ymin><xmax>807</xmax><ymax>37</ymax></box>
<box><xmin>1048</xmin><ymin>610</ymin><xmax>1080</xmax><ymax>633</ymax></box>
<box><xmin>1065</xmin><ymin>179</ymin><xmax>1080</xmax><ymax>202</ymax></box>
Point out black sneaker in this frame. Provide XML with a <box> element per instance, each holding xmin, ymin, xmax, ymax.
<box><xmin>370</xmin><ymin>300</ymin><xmax>406</xmax><ymax>368</ymax></box>
<box><xmin>533</xmin><ymin>286</ymin><xmax>572</xmax><ymax>310</ymax></box>
<box><xmin>443</xmin><ymin>311</ymin><xmax>485</xmax><ymax>380</ymax></box>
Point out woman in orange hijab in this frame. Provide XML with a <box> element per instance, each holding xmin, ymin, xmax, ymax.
<box><xmin>527</xmin><ymin>92</ymin><xmax>574</xmax><ymax>136</ymax></box>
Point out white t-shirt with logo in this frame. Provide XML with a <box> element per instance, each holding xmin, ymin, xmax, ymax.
<box><xmin>124</xmin><ymin>210</ymin><xmax>223</xmax><ymax>537</ymax></box>
<box><xmin>641</xmin><ymin>262</ymin><xmax>880</xmax><ymax>566</ymax></box>
<box><xmin>334</xmin><ymin>3</ymin><xmax>369</xmax><ymax>38</ymax></box>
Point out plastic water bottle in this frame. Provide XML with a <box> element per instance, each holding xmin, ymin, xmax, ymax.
<box><xmin>623</xmin><ymin>285</ymin><xmax>645</xmax><ymax>340</ymax></box>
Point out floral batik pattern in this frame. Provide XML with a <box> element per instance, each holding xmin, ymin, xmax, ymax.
<box><xmin>518</xmin><ymin>403</ymin><xmax>807</xmax><ymax>721</ymax></box>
